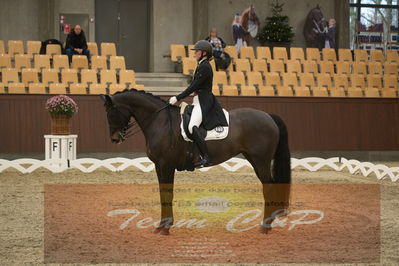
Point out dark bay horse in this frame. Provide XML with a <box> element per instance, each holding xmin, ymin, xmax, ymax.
<box><xmin>101</xmin><ymin>89</ymin><xmax>291</xmax><ymax>235</ymax></box>
<box><xmin>303</xmin><ymin>5</ymin><xmax>326</xmax><ymax>49</ymax></box>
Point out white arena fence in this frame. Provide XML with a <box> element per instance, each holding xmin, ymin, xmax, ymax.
<box><xmin>0</xmin><ymin>157</ymin><xmax>398</xmax><ymax>182</ymax></box>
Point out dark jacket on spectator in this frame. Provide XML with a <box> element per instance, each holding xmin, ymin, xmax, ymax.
<box><xmin>65</xmin><ymin>30</ymin><xmax>88</xmax><ymax>50</ymax></box>
<box><xmin>325</xmin><ymin>26</ymin><xmax>336</xmax><ymax>49</ymax></box>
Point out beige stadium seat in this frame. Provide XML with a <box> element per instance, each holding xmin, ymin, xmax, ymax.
<box><xmin>383</xmin><ymin>62</ymin><xmax>398</xmax><ymax>76</ymax></box>
<box><xmin>338</xmin><ymin>48</ymin><xmax>353</xmax><ymax>62</ymax></box>
<box><xmin>368</xmin><ymin>62</ymin><xmax>383</xmax><ymax>75</ymax></box>
<box><xmin>290</xmin><ymin>47</ymin><xmax>305</xmax><ymax>62</ymax></box>
<box><xmin>273</xmin><ymin>47</ymin><xmax>288</xmax><ymax>62</ymax></box>
<box><xmin>240</xmin><ymin>46</ymin><xmax>255</xmax><ymax>60</ymax></box>
<box><xmin>386</xmin><ymin>50</ymin><xmax>399</xmax><ymax>63</ymax></box>
<box><xmin>367</xmin><ymin>75</ymin><xmax>382</xmax><ymax>89</ymax></box>
<box><xmin>381</xmin><ymin>88</ymin><xmax>397</xmax><ymax>98</ymax></box>
<box><xmin>135</xmin><ymin>84</ymin><xmax>145</xmax><ymax>90</ymax></box>
<box><xmin>182</xmin><ymin>57</ymin><xmax>197</xmax><ymax>75</ymax></box>
<box><xmin>277</xmin><ymin>86</ymin><xmax>294</xmax><ymax>96</ymax></box>
<box><xmin>8</xmin><ymin>83</ymin><xmax>26</xmax><ymax>94</ymax></box>
<box><xmin>312</xmin><ymin>87</ymin><xmax>329</xmax><ymax>97</ymax></box>
<box><xmin>101</xmin><ymin>42</ymin><xmax>117</xmax><ymax>57</ymax></box>
<box><xmin>212</xmin><ymin>85</ymin><xmax>221</xmax><ymax>96</ymax></box>
<box><xmin>28</xmin><ymin>83</ymin><xmax>46</xmax><ymax>94</ymax></box>
<box><xmin>224</xmin><ymin>46</ymin><xmax>238</xmax><ymax>61</ymax></box>
<box><xmin>27</xmin><ymin>41</ymin><xmax>41</xmax><ymax>56</ymax></box>
<box><xmin>364</xmin><ymin>88</ymin><xmax>380</xmax><ymax>97</ymax></box>
<box><xmin>100</xmin><ymin>69</ymin><xmax>117</xmax><ymax>85</ymax></box>
<box><xmin>69</xmin><ymin>83</ymin><xmax>88</xmax><ymax>94</ymax></box>
<box><xmin>247</xmin><ymin>71</ymin><xmax>264</xmax><ymax>87</ymax></box>
<box><xmin>322</xmin><ymin>48</ymin><xmax>337</xmax><ymax>62</ymax></box>
<box><xmin>370</xmin><ymin>49</ymin><xmax>384</xmax><ymax>63</ymax></box>
<box><xmin>0</xmin><ymin>83</ymin><xmax>5</xmax><ymax>93</ymax></box>
<box><xmin>229</xmin><ymin>71</ymin><xmax>245</xmax><ymax>86</ymax></box>
<box><xmin>170</xmin><ymin>44</ymin><xmax>186</xmax><ymax>62</ymax></box>
<box><xmin>119</xmin><ymin>70</ymin><xmax>136</xmax><ymax>88</ymax></box>
<box><xmin>46</xmin><ymin>44</ymin><xmax>61</xmax><ymax>56</ymax></box>
<box><xmin>53</xmin><ymin>55</ymin><xmax>69</xmax><ymax>70</ymax></box>
<box><xmin>209</xmin><ymin>59</ymin><xmax>217</xmax><ymax>72</ymax></box>
<box><xmin>87</xmin><ymin>42</ymin><xmax>98</xmax><ymax>56</ymax></box>
<box><xmin>316</xmin><ymin>73</ymin><xmax>332</xmax><ymax>89</ymax></box>
<box><xmin>213</xmin><ymin>71</ymin><xmax>228</xmax><ymax>88</ymax></box>
<box><xmin>281</xmin><ymin>73</ymin><xmax>298</xmax><ymax>87</ymax></box>
<box><xmin>347</xmin><ymin>87</ymin><xmax>363</xmax><ymax>97</ymax></box>
<box><xmin>354</xmin><ymin>49</ymin><xmax>368</xmax><ymax>62</ymax></box>
<box><xmin>350</xmin><ymin>74</ymin><xmax>366</xmax><ymax>89</ymax></box>
<box><xmin>258</xmin><ymin>85</ymin><xmax>275</xmax><ymax>96</ymax></box>
<box><xmin>336</xmin><ymin>61</ymin><xmax>351</xmax><ymax>75</ymax></box>
<box><xmin>352</xmin><ymin>61</ymin><xmax>367</xmax><ymax>75</ymax></box>
<box><xmin>187</xmin><ymin>45</ymin><xmax>195</xmax><ymax>58</ymax></box>
<box><xmin>81</xmin><ymin>69</ymin><xmax>98</xmax><ymax>85</ymax></box>
<box><xmin>8</xmin><ymin>40</ymin><xmax>24</xmax><ymax>55</ymax></box>
<box><xmin>269</xmin><ymin>59</ymin><xmax>285</xmax><ymax>73</ymax></box>
<box><xmin>91</xmin><ymin>55</ymin><xmax>107</xmax><ymax>71</ymax></box>
<box><xmin>34</xmin><ymin>54</ymin><xmax>51</xmax><ymax>70</ymax></box>
<box><xmin>14</xmin><ymin>54</ymin><xmax>32</xmax><ymax>69</ymax></box>
<box><xmin>21</xmin><ymin>68</ymin><xmax>39</xmax><ymax>85</ymax></box>
<box><xmin>0</xmin><ymin>40</ymin><xmax>4</xmax><ymax>54</ymax></box>
<box><xmin>286</xmin><ymin>60</ymin><xmax>302</xmax><ymax>74</ymax></box>
<box><xmin>72</xmin><ymin>55</ymin><xmax>89</xmax><ymax>70</ymax></box>
<box><xmin>110</xmin><ymin>56</ymin><xmax>126</xmax><ymax>71</ymax></box>
<box><xmin>2</xmin><ymin>68</ymin><xmax>19</xmax><ymax>83</ymax></box>
<box><xmin>235</xmin><ymin>58</ymin><xmax>251</xmax><ymax>73</ymax></box>
<box><xmin>319</xmin><ymin>61</ymin><xmax>335</xmax><ymax>76</ymax></box>
<box><xmin>383</xmin><ymin>75</ymin><xmax>398</xmax><ymax>89</ymax></box>
<box><xmin>241</xmin><ymin>85</ymin><xmax>257</xmax><ymax>96</ymax></box>
<box><xmin>252</xmin><ymin>59</ymin><xmax>267</xmax><ymax>74</ymax></box>
<box><xmin>49</xmin><ymin>83</ymin><xmax>67</xmax><ymax>94</ymax></box>
<box><xmin>42</xmin><ymin>69</ymin><xmax>59</xmax><ymax>85</ymax></box>
<box><xmin>0</xmin><ymin>54</ymin><xmax>12</xmax><ymax>69</ymax></box>
<box><xmin>306</xmin><ymin>48</ymin><xmax>321</xmax><ymax>62</ymax></box>
<box><xmin>256</xmin><ymin>46</ymin><xmax>272</xmax><ymax>62</ymax></box>
<box><xmin>302</xmin><ymin>60</ymin><xmax>318</xmax><ymax>74</ymax></box>
<box><xmin>333</xmin><ymin>74</ymin><xmax>349</xmax><ymax>89</ymax></box>
<box><xmin>330</xmin><ymin>87</ymin><xmax>346</xmax><ymax>97</ymax></box>
<box><xmin>89</xmin><ymin>83</ymin><xmax>107</xmax><ymax>94</ymax></box>
<box><xmin>61</xmin><ymin>69</ymin><xmax>78</xmax><ymax>85</ymax></box>
<box><xmin>294</xmin><ymin>86</ymin><xmax>311</xmax><ymax>97</ymax></box>
<box><xmin>298</xmin><ymin>73</ymin><xmax>316</xmax><ymax>87</ymax></box>
<box><xmin>264</xmin><ymin>72</ymin><xmax>281</xmax><ymax>87</ymax></box>
<box><xmin>222</xmin><ymin>85</ymin><xmax>239</xmax><ymax>96</ymax></box>
<box><xmin>109</xmin><ymin>84</ymin><xmax>126</xmax><ymax>94</ymax></box>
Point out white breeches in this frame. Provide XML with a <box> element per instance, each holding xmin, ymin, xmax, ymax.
<box><xmin>188</xmin><ymin>95</ymin><xmax>202</xmax><ymax>134</ymax></box>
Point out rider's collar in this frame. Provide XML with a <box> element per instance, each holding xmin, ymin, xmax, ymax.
<box><xmin>199</xmin><ymin>57</ymin><xmax>207</xmax><ymax>65</ymax></box>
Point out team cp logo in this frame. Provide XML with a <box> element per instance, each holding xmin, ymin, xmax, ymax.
<box><xmin>215</xmin><ymin>126</ymin><xmax>224</xmax><ymax>133</ymax></box>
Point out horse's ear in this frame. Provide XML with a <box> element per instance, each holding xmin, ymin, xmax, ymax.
<box><xmin>100</xmin><ymin>94</ymin><xmax>113</xmax><ymax>107</ymax></box>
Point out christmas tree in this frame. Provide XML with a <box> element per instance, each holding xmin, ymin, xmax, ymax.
<box><xmin>257</xmin><ymin>0</ymin><xmax>294</xmax><ymax>44</ymax></box>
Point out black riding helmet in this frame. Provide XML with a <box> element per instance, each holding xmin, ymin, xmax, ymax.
<box><xmin>191</xmin><ymin>40</ymin><xmax>213</xmax><ymax>58</ymax></box>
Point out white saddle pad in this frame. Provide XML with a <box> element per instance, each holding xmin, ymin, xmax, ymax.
<box><xmin>179</xmin><ymin>103</ymin><xmax>229</xmax><ymax>142</ymax></box>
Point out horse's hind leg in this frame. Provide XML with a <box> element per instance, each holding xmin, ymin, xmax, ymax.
<box><xmin>243</xmin><ymin>153</ymin><xmax>289</xmax><ymax>234</ymax></box>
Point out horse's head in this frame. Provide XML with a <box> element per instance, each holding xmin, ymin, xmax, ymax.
<box><xmin>101</xmin><ymin>94</ymin><xmax>132</xmax><ymax>144</ymax></box>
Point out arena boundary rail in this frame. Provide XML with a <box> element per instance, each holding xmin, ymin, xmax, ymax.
<box><xmin>0</xmin><ymin>157</ymin><xmax>397</xmax><ymax>182</ymax></box>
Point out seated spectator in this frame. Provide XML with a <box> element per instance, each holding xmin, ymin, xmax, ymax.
<box><xmin>205</xmin><ymin>28</ymin><xmax>231</xmax><ymax>70</ymax></box>
<box><xmin>65</xmin><ymin>25</ymin><xmax>91</xmax><ymax>63</ymax></box>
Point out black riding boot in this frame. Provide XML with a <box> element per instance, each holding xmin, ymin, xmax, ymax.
<box><xmin>191</xmin><ymin>126</ymin><xmax>211</xmax><ymax>168</ymax></box>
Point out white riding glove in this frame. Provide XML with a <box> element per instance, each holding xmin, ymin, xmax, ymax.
<box><xmin>169</xmin><ymin>96</ymin><xmax>178</xmax><ymax>105</ymax></box>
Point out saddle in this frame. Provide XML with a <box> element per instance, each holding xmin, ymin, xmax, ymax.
<box><xmin>179</xmin><ymin>102</ymin><xmax>229</xmax><ymax>142</ymax></box>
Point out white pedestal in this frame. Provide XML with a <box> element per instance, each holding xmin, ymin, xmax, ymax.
<box><xmin>44</xmin><ymin>135</ymin><xmax>77</xmax><ymax>165</ymax></box>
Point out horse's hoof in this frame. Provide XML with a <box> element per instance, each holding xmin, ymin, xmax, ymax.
<box><xmin>153</xmin><ymin>227</ymin><xmax>170</xmax><ymax>235</ymax></box>
<box><xmin>259</xmin><ymin>225</ymin><xmax>272</xmax><ymax>234</ymax></box>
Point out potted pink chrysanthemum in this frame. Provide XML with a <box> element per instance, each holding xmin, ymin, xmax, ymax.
<box><xmin>45</xmin><ymin>95</ymin><xmax>78</xmax><ymax>135</ymax></box>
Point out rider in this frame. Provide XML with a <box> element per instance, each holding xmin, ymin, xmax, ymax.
<box><xmin>169</xmin><ymin>40</ymin><xmax>228</xmax><ymax>168</ymax></box>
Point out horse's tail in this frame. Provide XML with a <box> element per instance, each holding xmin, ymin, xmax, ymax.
<box><xmin>269</xmin><ymin>114</ymin><xmax>291</xmax><ymax>184</ymax></box>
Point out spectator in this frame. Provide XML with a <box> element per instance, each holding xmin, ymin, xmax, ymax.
<box><xmin>205</xmin><ymin>28</ymin><xmax>231</xmax><ymax>70</ymax></box>
<box><xmin>65</xmin><ymin>25</ymin><xmax>90</xmax><ymax>63</ymax></box>
<box><xmin>324</xmin><ymin>18</ymin><xmax>337</xmax><ymax>49</ymax></box>
<box><xmin>232</xmin><ymin>13</ymin><xmax>248</xmax><ymax>54</ymax></box>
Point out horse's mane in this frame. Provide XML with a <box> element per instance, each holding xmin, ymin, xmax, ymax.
<box><xmin>113</xmin><ymin>88</ymin><xmax>179</xmax><ymax>109</ymax></box>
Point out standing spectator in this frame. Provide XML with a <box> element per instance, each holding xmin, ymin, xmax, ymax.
<box><xmin>205</xmin><ymin>28</ymin><xmax>231</xmax><ymax>70</ymax></box>
<box><xmin>232</xmin><ymin>13</ymin><xmax>248</xmax><ymax>54</ymax></box>
<box><xmin>324</xmin><ymin>18</ymin><xmax>337</xmax><ymax>49</ymax></box>
<box><xmin>241</xmin><ymin>5</ymin><xmax>261</xmax><ymax>46</ymax></box>
<box><xmin>65</xmin><ymin>25</ymin><xmax>91</xmax><ymax>63</ymax></box>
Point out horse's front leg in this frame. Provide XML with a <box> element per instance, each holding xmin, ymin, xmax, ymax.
<box><xmin>153</xmin><ymin>163</ymin><xmax>175</xmax><ymax>235</ymax></box>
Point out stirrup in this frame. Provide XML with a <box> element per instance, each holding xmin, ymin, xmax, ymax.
<box><xmin>194</xmin><ymin>156</ymin><xmax>210</xmax><ymax>168</ymax></box>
